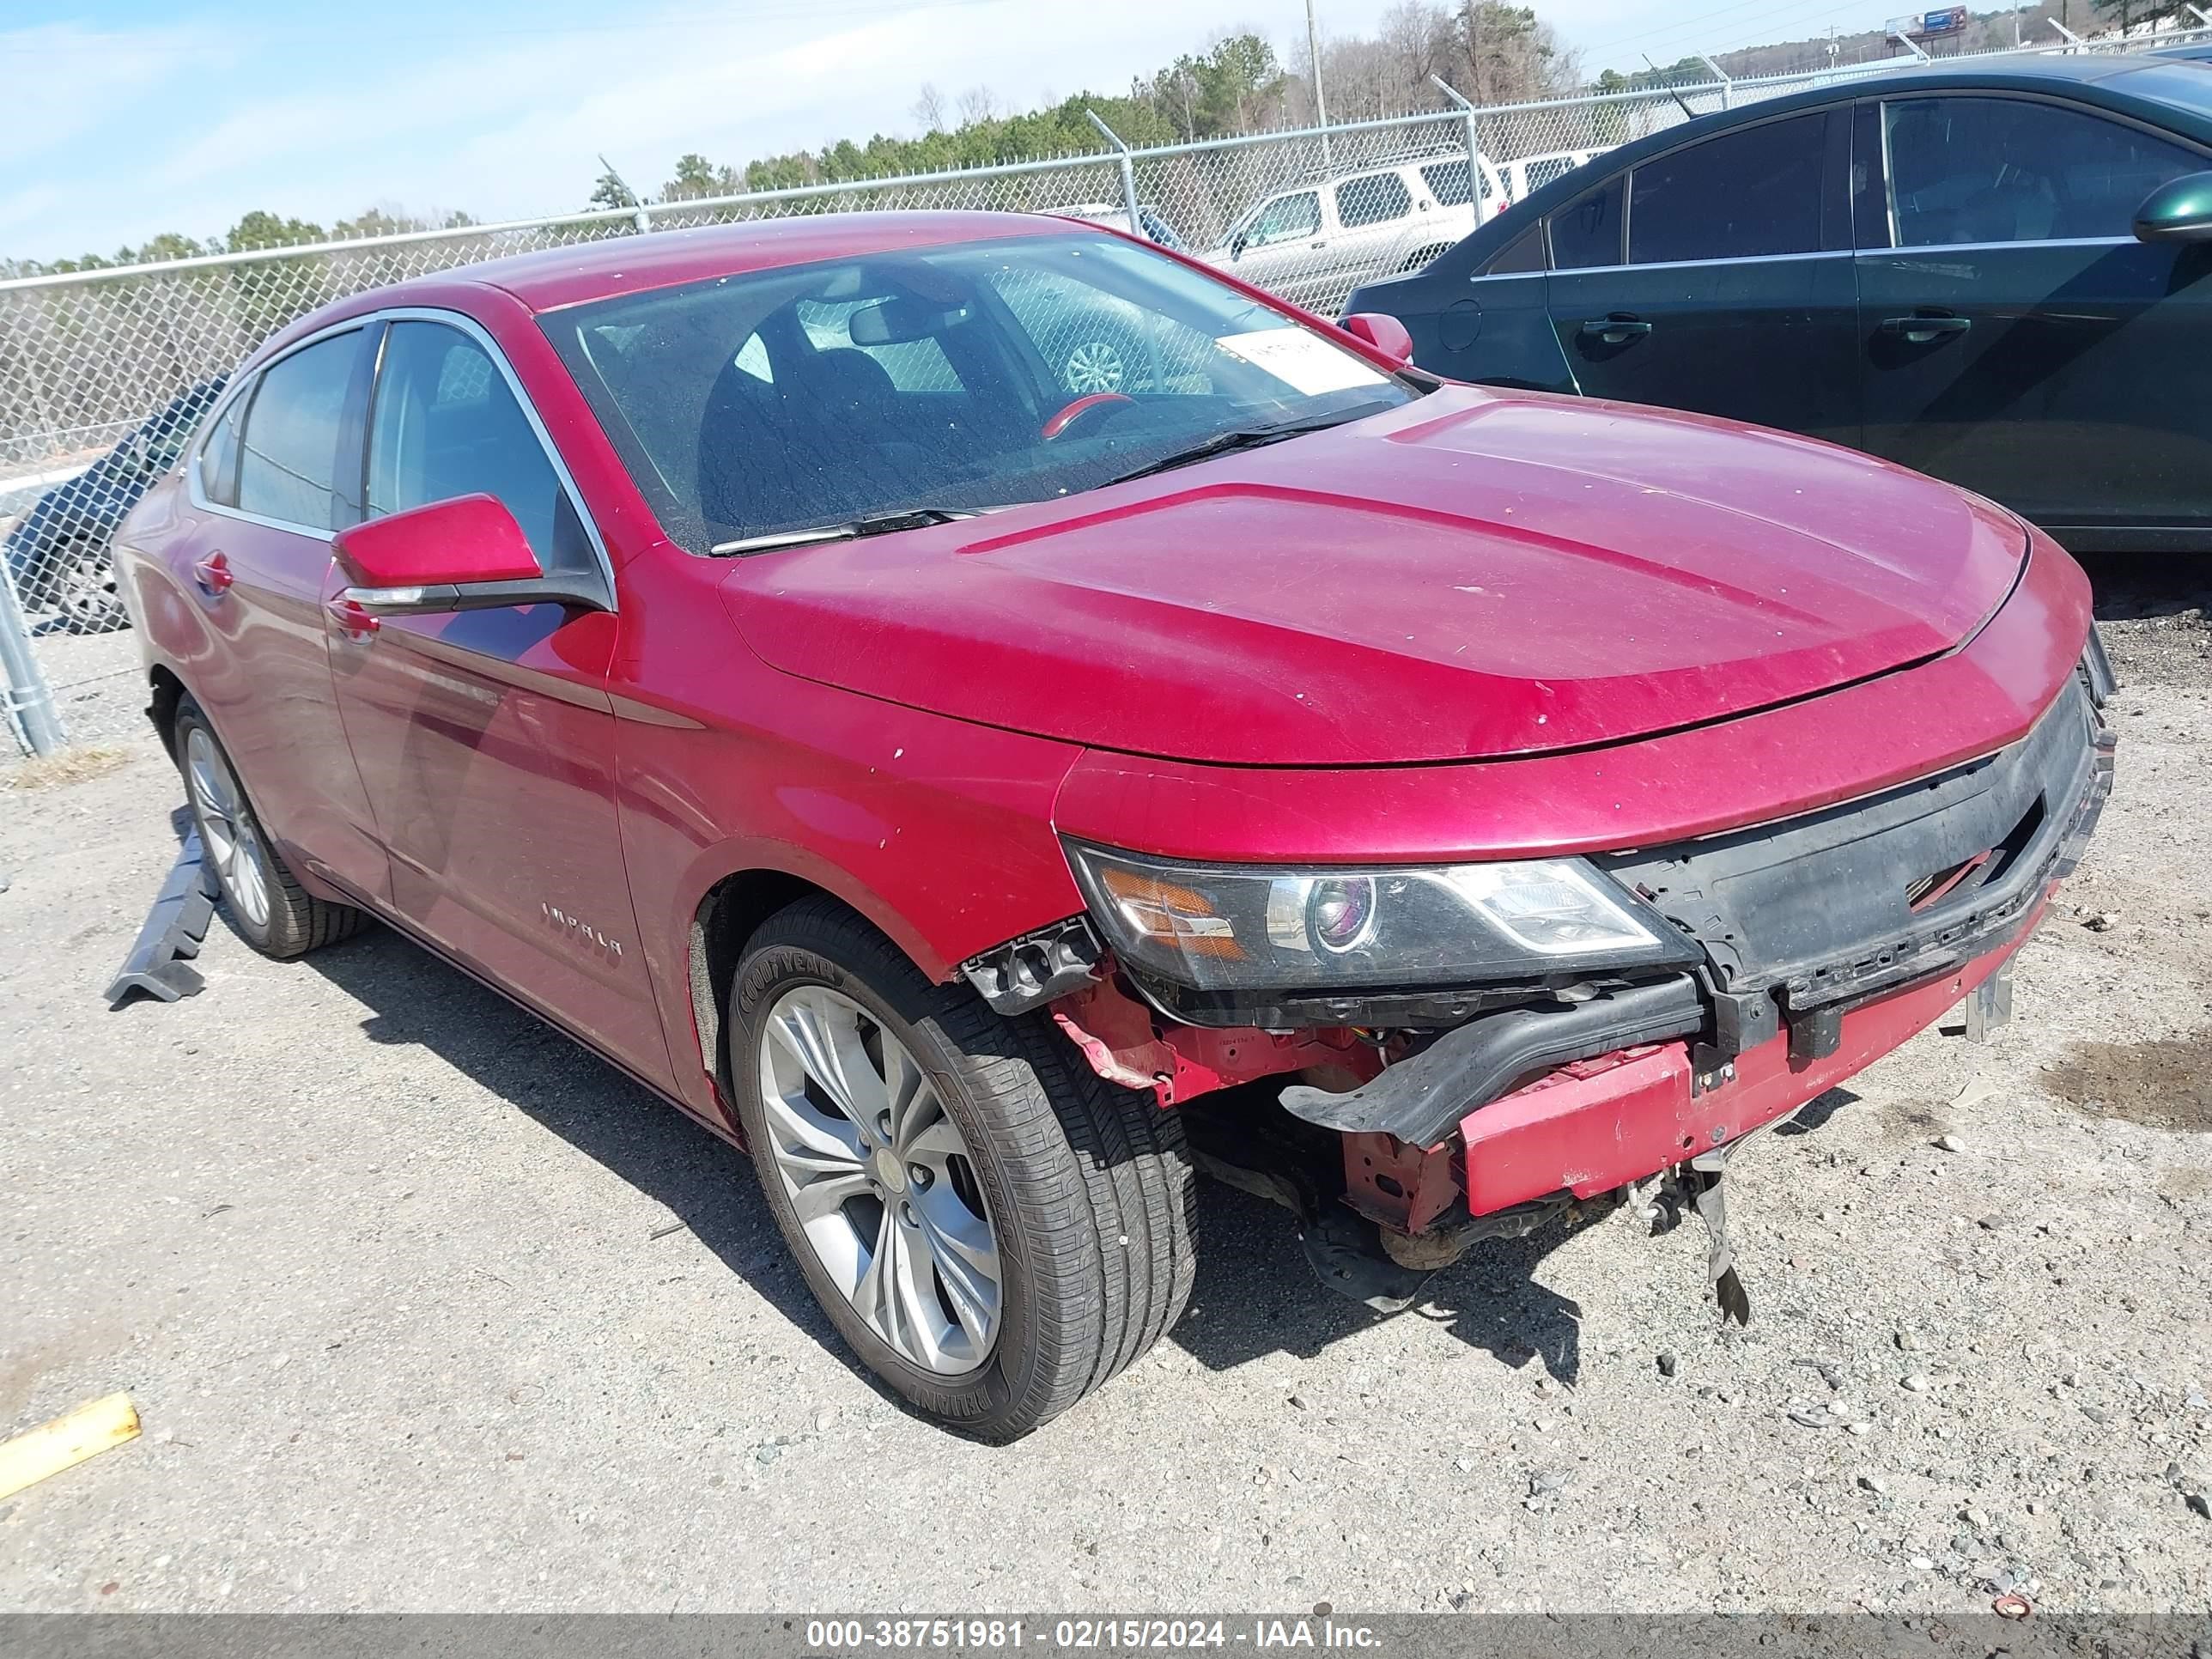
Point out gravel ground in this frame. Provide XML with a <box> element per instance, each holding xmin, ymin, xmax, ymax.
<box><xmin>1</xmin><ymin>557</ymin><xmax>2208</xmax><ymax>1614</ymax></box>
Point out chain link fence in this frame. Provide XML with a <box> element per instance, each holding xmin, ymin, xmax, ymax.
<box><xmin>3</xmin><ymin>28</ymin><xmax>2202</xmax><ymax>751</ymax></box>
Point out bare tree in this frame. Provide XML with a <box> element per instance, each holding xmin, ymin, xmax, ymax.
<box><xmin>956</xmin><ymin>85</ymin><xmax>1000</xmax><ymax>125</ymax></box>
<box><xmin>911</xmin><ymin>82</ymin><xmax>948</xmax><ymax>132</ymax></box>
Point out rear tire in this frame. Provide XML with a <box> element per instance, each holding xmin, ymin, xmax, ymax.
<box><xmin>731</xmin><ymin>896</ymin><xmax>1195</xmax><ymax>1441</ymax></box>
<box><xmin>174</xmin><ymin>696</ymin><xmax>366</xmax><ymax>959</ymax></box>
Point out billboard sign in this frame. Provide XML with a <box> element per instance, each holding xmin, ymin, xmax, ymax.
<box><xmin>1889</xmin><ymin>5</ymin><xmax>1967</xmax><ymax>38</ymax></box>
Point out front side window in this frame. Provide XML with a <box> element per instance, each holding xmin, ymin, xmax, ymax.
<box><xmin>1628</xmin><ymin>113</ymin><xmax>1827</xmax><ymax>265</ymax></box>
<box><xmin>1547</xmin><ymin>173</ymin><xmax>1625</xmax><ymax>269</ymax></box>
<box><xmin>368</xmin><ymin>321</ymin><xmax>582</xmax><ymax>574</ymax></box>
<box><xmin>1884</xmin><ymin>94</ymin><xmax>2203</xmax><ymax>247</ymax></box>
<box><xmin>1336</xmin><ymin>173</ymin><xmax>1413</xmax><ymax>228</ymax></box>
<box><xmin>1246</xmin><ymin>191</ymin><xmax>1322</xmax><ymax>247</ymax></box>
<box><xmin>542</xmin><ymin>233</ymin><xmax>1410</xmax><ymax>554</ymax></box>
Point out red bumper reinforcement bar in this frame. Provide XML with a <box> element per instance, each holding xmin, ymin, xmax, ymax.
<box><xmin>1459</xmin><ymin>902</ymin><xmax>2043</xmax><ymax>1218</ymax></box>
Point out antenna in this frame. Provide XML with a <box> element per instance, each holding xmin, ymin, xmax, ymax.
<box><xmin>597</xmin><ymin>154</ymin><xmax>653</xmax><ymax>232</ymax></box>
<box><xmin>1643</xmin><ymin>54</ymin><xmax>1698</xmax><ymax>119</ymax></box>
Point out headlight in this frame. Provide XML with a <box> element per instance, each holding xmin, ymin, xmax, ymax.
<box><xmin>1064</xmin><ymin>841</ymin><xmax>1697</xmax><ymax>992</ymax></box>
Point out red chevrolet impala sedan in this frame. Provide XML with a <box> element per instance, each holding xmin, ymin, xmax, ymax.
<box><xmin>117</xmin><ymin>212</ymin><xmax>2113</xmax><ymax>1439</ymax></box>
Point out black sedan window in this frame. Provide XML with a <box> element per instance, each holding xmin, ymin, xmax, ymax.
<box><xmin>1885</xmin><ymin>95</ymin><xmax>2205</xmax><ymax>246</ymax></box>
<box><xmin>1548</xmin><ymin>173</ymin><xmax>1625</xmax><ymax>269</ymax></box>
<box><xmin>1628</xmin><ymin>114</ymin><xmax>1827</xmax><ymax>265</ymax></box>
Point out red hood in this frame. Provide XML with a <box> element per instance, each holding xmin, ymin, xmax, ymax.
<box><xmin>724</xmin><ymin>387</ymin><xmax>2027</xmax><ymax>767</ymax></box>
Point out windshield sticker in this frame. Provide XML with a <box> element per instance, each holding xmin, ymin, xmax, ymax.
<box><xmin>1214</xmin><ymin>330</ymin><xmax>1389</xmax><ymax>397</ymax></box>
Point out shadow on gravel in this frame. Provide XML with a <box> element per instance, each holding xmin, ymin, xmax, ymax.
<box><xmin>2077</xmin><ymin>551</ymin><xmax>2212</xmax><ymax>622</ymax></box>
<box><xmin>1173</xmin><ymin>1082</ymin><xmax>1868</xmax><ymax>1385</ymax></box>
<box><xmin>1171</xmin><ymin>1182</ymin><xmax>1599</xmax><ymax>1384</ymax></box>
<box><xmin>296</xmin><ymin>925</ymin><xmax>843</xmax><ymax>1359</ymax></box>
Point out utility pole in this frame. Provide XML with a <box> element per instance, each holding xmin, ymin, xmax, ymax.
<box><xmin>1306</xmin><ymin>0</ymin><xmax>1332</xmax><ymax>167</ymax></box>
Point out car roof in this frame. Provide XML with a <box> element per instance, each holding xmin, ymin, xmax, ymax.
<box><xmin>349</xmin><ymin>210</ymin><xmax>1077</xmax><ymax>315</ymax></box>
<box><xmin>1411</xmin><ymin>50</ymin><xmax>2212</xmax><ymax>275</ymax></box>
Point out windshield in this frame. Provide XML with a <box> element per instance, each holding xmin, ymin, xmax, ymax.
<box><xmin>539</xmin><ymin>232</ymin><xmax>1410</xmax><ymax>554</ymax></box>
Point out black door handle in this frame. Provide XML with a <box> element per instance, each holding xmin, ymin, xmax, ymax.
<box><xmin>1879</xmin><ymin>313</ymin><xmax>1972</xmax><ymax>344</ymax></box>
<box><xmin>1578</xmin><ymin>314</ymin><xmax>1652</xmax><ymax>345</ymax></box>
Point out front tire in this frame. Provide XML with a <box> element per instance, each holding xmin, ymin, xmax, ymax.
<box><xmin>731</xmin><ymin>898</ymin><xmax>1194</xmax><ymax>1440</ymax></box>
<box><xmin>174</xmin><ymin>696</ymin><xmax>365</xmax><ymax>959</ymax></box>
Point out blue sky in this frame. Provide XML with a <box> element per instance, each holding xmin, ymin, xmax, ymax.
<box><xmin>5</xmin><ymin>0</ymin><xmax>1916</xmax><ymax>262</ymax></box>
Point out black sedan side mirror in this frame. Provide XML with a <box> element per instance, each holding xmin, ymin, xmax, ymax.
<box><xmin>2133</xmin><ymin>170</ymin><xmax>2212</xmax><ymax>243</ymax></box>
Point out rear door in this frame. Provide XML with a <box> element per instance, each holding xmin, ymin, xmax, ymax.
<box><xmin>1545</xmin><ymin>107</ymin><xmax>1863</xmax><ymax>447</ymax></box>
<box><xmin>1333</xmin><ymin>168</ymin><xmax>1421</xmax><ymax>286</ymax></box>
<box><xmin>1856</xmin><ymin>91</ymin><xmax>2212</xmax><ymax>543</ymax></box>
<box><xmin>184</xmin><ymin>327</ymin><xmax>391</xmax><ymax>904</ymax></box>
<box><xmin>323</xmin><ymin>313</ymin><xmax>672</xmax><ymax>1085</ymax></box>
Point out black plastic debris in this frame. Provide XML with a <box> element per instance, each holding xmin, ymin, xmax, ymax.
<box><xmin>105</xmin><ymin>829</ymin><xmax>217</xmax><ymax>1007</ymax></box>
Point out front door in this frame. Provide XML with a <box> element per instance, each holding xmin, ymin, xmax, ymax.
<box><xmin>323</xmin><ymin>315</ymin><xmax>673</xmax><ymax>1087</ymax></box>
<box><xmin>1230</xmin><ymin>188</ymin><xmax>1328</xmax><ymax>306</ymax></box>
<box><xmin>1856</xmin><ymin>91</ymin><xmax>2212</xmax><ymax>544</ymax></box>
<box><xmin>1546</xmin><ymin>108</ymin><xmax>1863</xmax><ymax>448</ymax></box>
<box><xmin>185</xmin><ymin>327</ymin><xmax>390</xmax><ymax>904</ymax></box>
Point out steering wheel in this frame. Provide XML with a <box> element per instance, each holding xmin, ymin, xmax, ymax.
<box><xmin>1041</xmin><ymin>392</ymin><xmax>1134</xmax><ymax>441</ymax></box>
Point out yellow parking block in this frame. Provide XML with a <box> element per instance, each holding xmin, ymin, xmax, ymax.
<box><xmin>0</xmin><ymin>1393</ymin><xmax>140</xmax><ymax>1500</ymax></box>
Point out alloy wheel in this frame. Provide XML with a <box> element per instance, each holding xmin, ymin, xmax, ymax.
<box><xmin>53</xmin><ymin>544</ymin><xmax>124</xmax><ymax>632</ymax></box>
<box><xmin>1062</xmin><ymin>340</ymin><xmax>1127</xmax><ymax>394</ymax></box>
<box><xmin>185</xmin><ymin>726</ymin><xmax>272</xmax><ymax>931</ymax></box>
<box><xmin>757</xmin><ymin>985</ymin><xmax>1003</xmax><ymax>1375</ymax></box>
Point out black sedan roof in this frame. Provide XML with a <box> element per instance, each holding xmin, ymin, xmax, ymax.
<box><xmin>1407</xmin><ymin>51</ymin><xmax>2212</xmax><ymax>279</ymax></box>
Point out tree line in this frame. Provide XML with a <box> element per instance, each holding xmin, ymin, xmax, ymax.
<box><xmin>3</xmin><ymin>207</ymin><xmax>477</xmax><ymax>283</ymax></box>
<box><xmin>592</xmin><ymin>3</ymin><xmax>1580</xmax><ymax>210</ymax></box>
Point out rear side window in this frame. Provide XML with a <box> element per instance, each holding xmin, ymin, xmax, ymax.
<box><xmin>198</xmin><ymin>395</ymin><xmax>245</xmax><ymax>507</ymax></box>
<box><xmin>1336</xmin><ymin>173</ymin><xmax>1413</xmax><ymax>228</ymax></box>
<box><xmin>1627</xmin><ymin>114</ymin><xmax>1827</xmax><ymax>264</ymax></box>
<box><xmin>1482</xmin><ymin>225</ymin><xmax>1547</xmax><ymax>276</ymax></box>
<box><xmin>235</xmin><ymin>331</ymin><xmax>360</xmax><ymax>531</ymax></box>
<box><xmin>1547</xmin><ymin>173</ymin><xmax>1625</xmax><ymax>268</ymax></box>
<box><xmin>1884</xmin><ymin>94</ymin><xmax>2204</xmax><ymax>246</ymax></box>
<box><xmin>1421</xmin><ymin>160</ymin><xmax>1473</xmax><ymax>208</ymax></box>
<box><xmin>1527</xmin><ymin>155</ymin><xmax>1574</xmax><ymax>191</ymax></box>
<box><xmin>368</xmin><ymin>321</ymin><xmax>586</xmax><ymax>574</ymax></box>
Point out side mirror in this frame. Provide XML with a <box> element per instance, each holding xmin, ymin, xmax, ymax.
<box><xmin>1230</xmin><ymin>232</ymin><xmax>1249</xmax><ymax>259</ymax></box>
<box><xmin>1339</xmin><ymin>312</ymin><xmax>1415</xmax><ymax>367</ymax></box>
<box><xmin>2133</xmin><ymin>170</ymin><xmax>2212</xmax><ymax>243</ymax></box>
<box><xmin>331</xmin><ymin>494</ymin><xmax>604</xmax><ymax>615</ymax></box>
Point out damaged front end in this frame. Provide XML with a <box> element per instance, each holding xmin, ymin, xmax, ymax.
<box><xmin>966</xmin><ymin>647</ymin><xmax>2116</xmax><ymax>1319</ymax></box>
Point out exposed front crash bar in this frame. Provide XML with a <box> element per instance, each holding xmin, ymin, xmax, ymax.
<box><xmin>1277</xmin><ymin>976</ymin><xmax>1705</xmax><ymax>1146</ymax></box>
<box><xmin>1455</xmin><ymin>912</ymin><xmax>2038</xmax><ymax>1216</ymax></box>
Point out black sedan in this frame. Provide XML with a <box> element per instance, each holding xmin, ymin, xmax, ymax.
<box><xmin>1346</xmin><ymin>53</ymin><xmax>2212</xmax><ymax>553</ymax></box>
<box><xmin>5</xmin><ymin>380</ymin><xmax>224</xmax><ymax>630</ymax></box>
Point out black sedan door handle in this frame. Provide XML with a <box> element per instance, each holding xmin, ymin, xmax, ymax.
<box><xmin>1578</xmin><ymin>313</ymin><xmax>1652</xmax><ymax>345</ymax></box>
<box><xmin>1879</xmin><ymin>313</ymin><xmax>1972</xmax><ymax>344</ymax></box>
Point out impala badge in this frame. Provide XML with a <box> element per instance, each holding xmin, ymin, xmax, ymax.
<box><xmin>543</xmin><ymin>902</ymin><xmax>624</xmax><ymax>957</ymax></box>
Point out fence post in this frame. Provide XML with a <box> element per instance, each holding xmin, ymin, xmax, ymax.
<box><xmin>0</xmin><ymin>562</ymin><xmax>66</xmax><ymax>757</ymax></box>
<box><xmin>1697</xmin><ymin>55</ymin><xmax>1734</xmax><ymax>108</ymax></box>
<box><xmin>1085</xmin><ymin>110</ymin><xmax>1143</xmax><ymax>237</ymax></box>
<box><xmin>1429</xmin><ymin>76</ymin><xmax>1482</xmax><ymax>180</ymax></box>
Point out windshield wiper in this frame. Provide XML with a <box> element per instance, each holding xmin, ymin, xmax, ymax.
<box><xmin>1097</xmin><ymin>408</ymin><xmax>1382</xmax><ymax>489</ymax></box>
<box><xmin>711</xmin><ymin>507</ymin><xmax>992</xmax><ymax>556</ymax></box>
